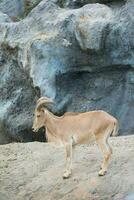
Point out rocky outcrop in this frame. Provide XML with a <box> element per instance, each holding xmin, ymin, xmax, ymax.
<box><xmin>0</xmin><ymin>0</ymin><xmax>134</xmax><ymax>143</ymax></box>
<box><xmin>0</xmin><ymin>136</ymin><xmax>134</xmax><ymax>200</ymax></box>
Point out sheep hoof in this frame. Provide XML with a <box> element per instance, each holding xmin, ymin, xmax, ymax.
<box><xmin>63</xmin><ymin>170</ymin><xmax>71</xmax><ymax>179</ymax></box>
<box><xmin>63</xmin><ymin>175</ymin><xmax>70</xmax><ymax>179</ymax></box>
<box><xmin>98</xmin><ymin>169</ymin><xmax>107</xmax><ymax>176</ymax></box>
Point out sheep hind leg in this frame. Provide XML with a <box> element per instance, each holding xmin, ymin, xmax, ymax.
<box><xmin>106</xmin><ymin>137</ymin><xmax>113</xmax><ymax>154</ymax></box>
<box><xmin>63</xmin><ymin>139</ymin><xmax>73</xmax><ymax>179</ymax></box>
<box><xmin>97</xmin><ymin>139</ymin><xmax>112</xmax><ymax>176</ymax></box>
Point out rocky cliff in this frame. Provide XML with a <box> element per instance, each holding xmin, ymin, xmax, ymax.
<box><xmin>0</xmin><ymin>0</ymin><xmax>134</xmax><ymax>143</ymax></box>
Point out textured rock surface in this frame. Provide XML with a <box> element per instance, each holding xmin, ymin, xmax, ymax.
<box><xmin>0</xmin><ymin>46</ymin><xmax>38</xmax><ymax>144</ymax></box>
<box><xmin>0</xmin><ymin>0</ymin><xmax>134</xmax><ymax>143</ymax></box>
<box><xmin>0</xmin><ymin>0</ymin><xmax>42</xmax><ymax>20</ymax></box>
<box><xmin>0</xmin><ymin>0</ymin><xmax>24</xmax><ymax>19</ymax></box>
<box><xmin>0</xmin><ymin>136</ymin><xmax>134</xmax><ymax>200</ymax></box>
<box><xmin>0</xmin><ymin>11</ymin><xmax>12</xmax><ymax>23</ymax></box>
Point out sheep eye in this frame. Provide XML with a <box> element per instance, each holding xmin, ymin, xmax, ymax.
<box><xmin>37</xmin><ymin>115</ymin><xmax>40</xmax><ymax>118</ymax></box>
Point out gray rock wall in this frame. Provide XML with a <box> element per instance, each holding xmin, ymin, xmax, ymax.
<box><xmin>0</xmin><ymin>0</ymin><xmax>134</xmax><ymax>143</ymax></box>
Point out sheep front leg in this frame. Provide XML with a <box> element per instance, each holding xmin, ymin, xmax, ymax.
<box><xmin>63</xmin><ymin>141</ymin><xmax>73</xmax><ymax>179</ymax></box>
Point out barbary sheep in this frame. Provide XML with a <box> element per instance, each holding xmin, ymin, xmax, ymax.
<box><xmin>32</xmin><ymin>97</ymin><xmax>119</xmax><ymax>179</ymax></box>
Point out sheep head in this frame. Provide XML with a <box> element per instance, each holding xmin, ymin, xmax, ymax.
<box><xmin>32</xmin><ymin>97</ymin><xmax>54</xmax><ymax>132</ymax></box>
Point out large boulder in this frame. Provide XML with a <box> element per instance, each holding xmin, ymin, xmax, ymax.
<box><xmin>0</xmin><ymin>0</ymin><xmax>134</xmax><ymax>143</ymax></box>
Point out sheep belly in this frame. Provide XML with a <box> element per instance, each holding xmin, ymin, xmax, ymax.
<box><xmin>73</xmin><ymin>131</ymin><xmax>96</xmax><ymax>145</ymax></box>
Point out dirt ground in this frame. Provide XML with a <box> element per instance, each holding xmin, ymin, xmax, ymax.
<box><xmin>0</xmin><ymin>136</ymin><xmax>134</xmax><ymax>200</ymax></box>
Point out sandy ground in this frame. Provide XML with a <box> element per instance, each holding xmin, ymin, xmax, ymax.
<box><xmin>0</xmin><ymin>136</ymin><xmax>134</xmax><ymax>200</ymax></box>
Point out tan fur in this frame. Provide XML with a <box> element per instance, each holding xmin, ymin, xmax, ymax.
<box><xmin>32</xmin><ymin>97</ymin><xmax>119</xmax><ymax>178</ymax></box>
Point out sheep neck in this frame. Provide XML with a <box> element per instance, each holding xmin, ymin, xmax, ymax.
<box><xmin>44</xmin><ymin>109</ymin><xmax>59</xmax><ymax>134</ymax></box>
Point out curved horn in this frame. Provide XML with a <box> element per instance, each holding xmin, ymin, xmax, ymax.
<box><xmin>36</xmin><ymin>97</ymin><xmax>54</xmax><ymax>110</ymax></box>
